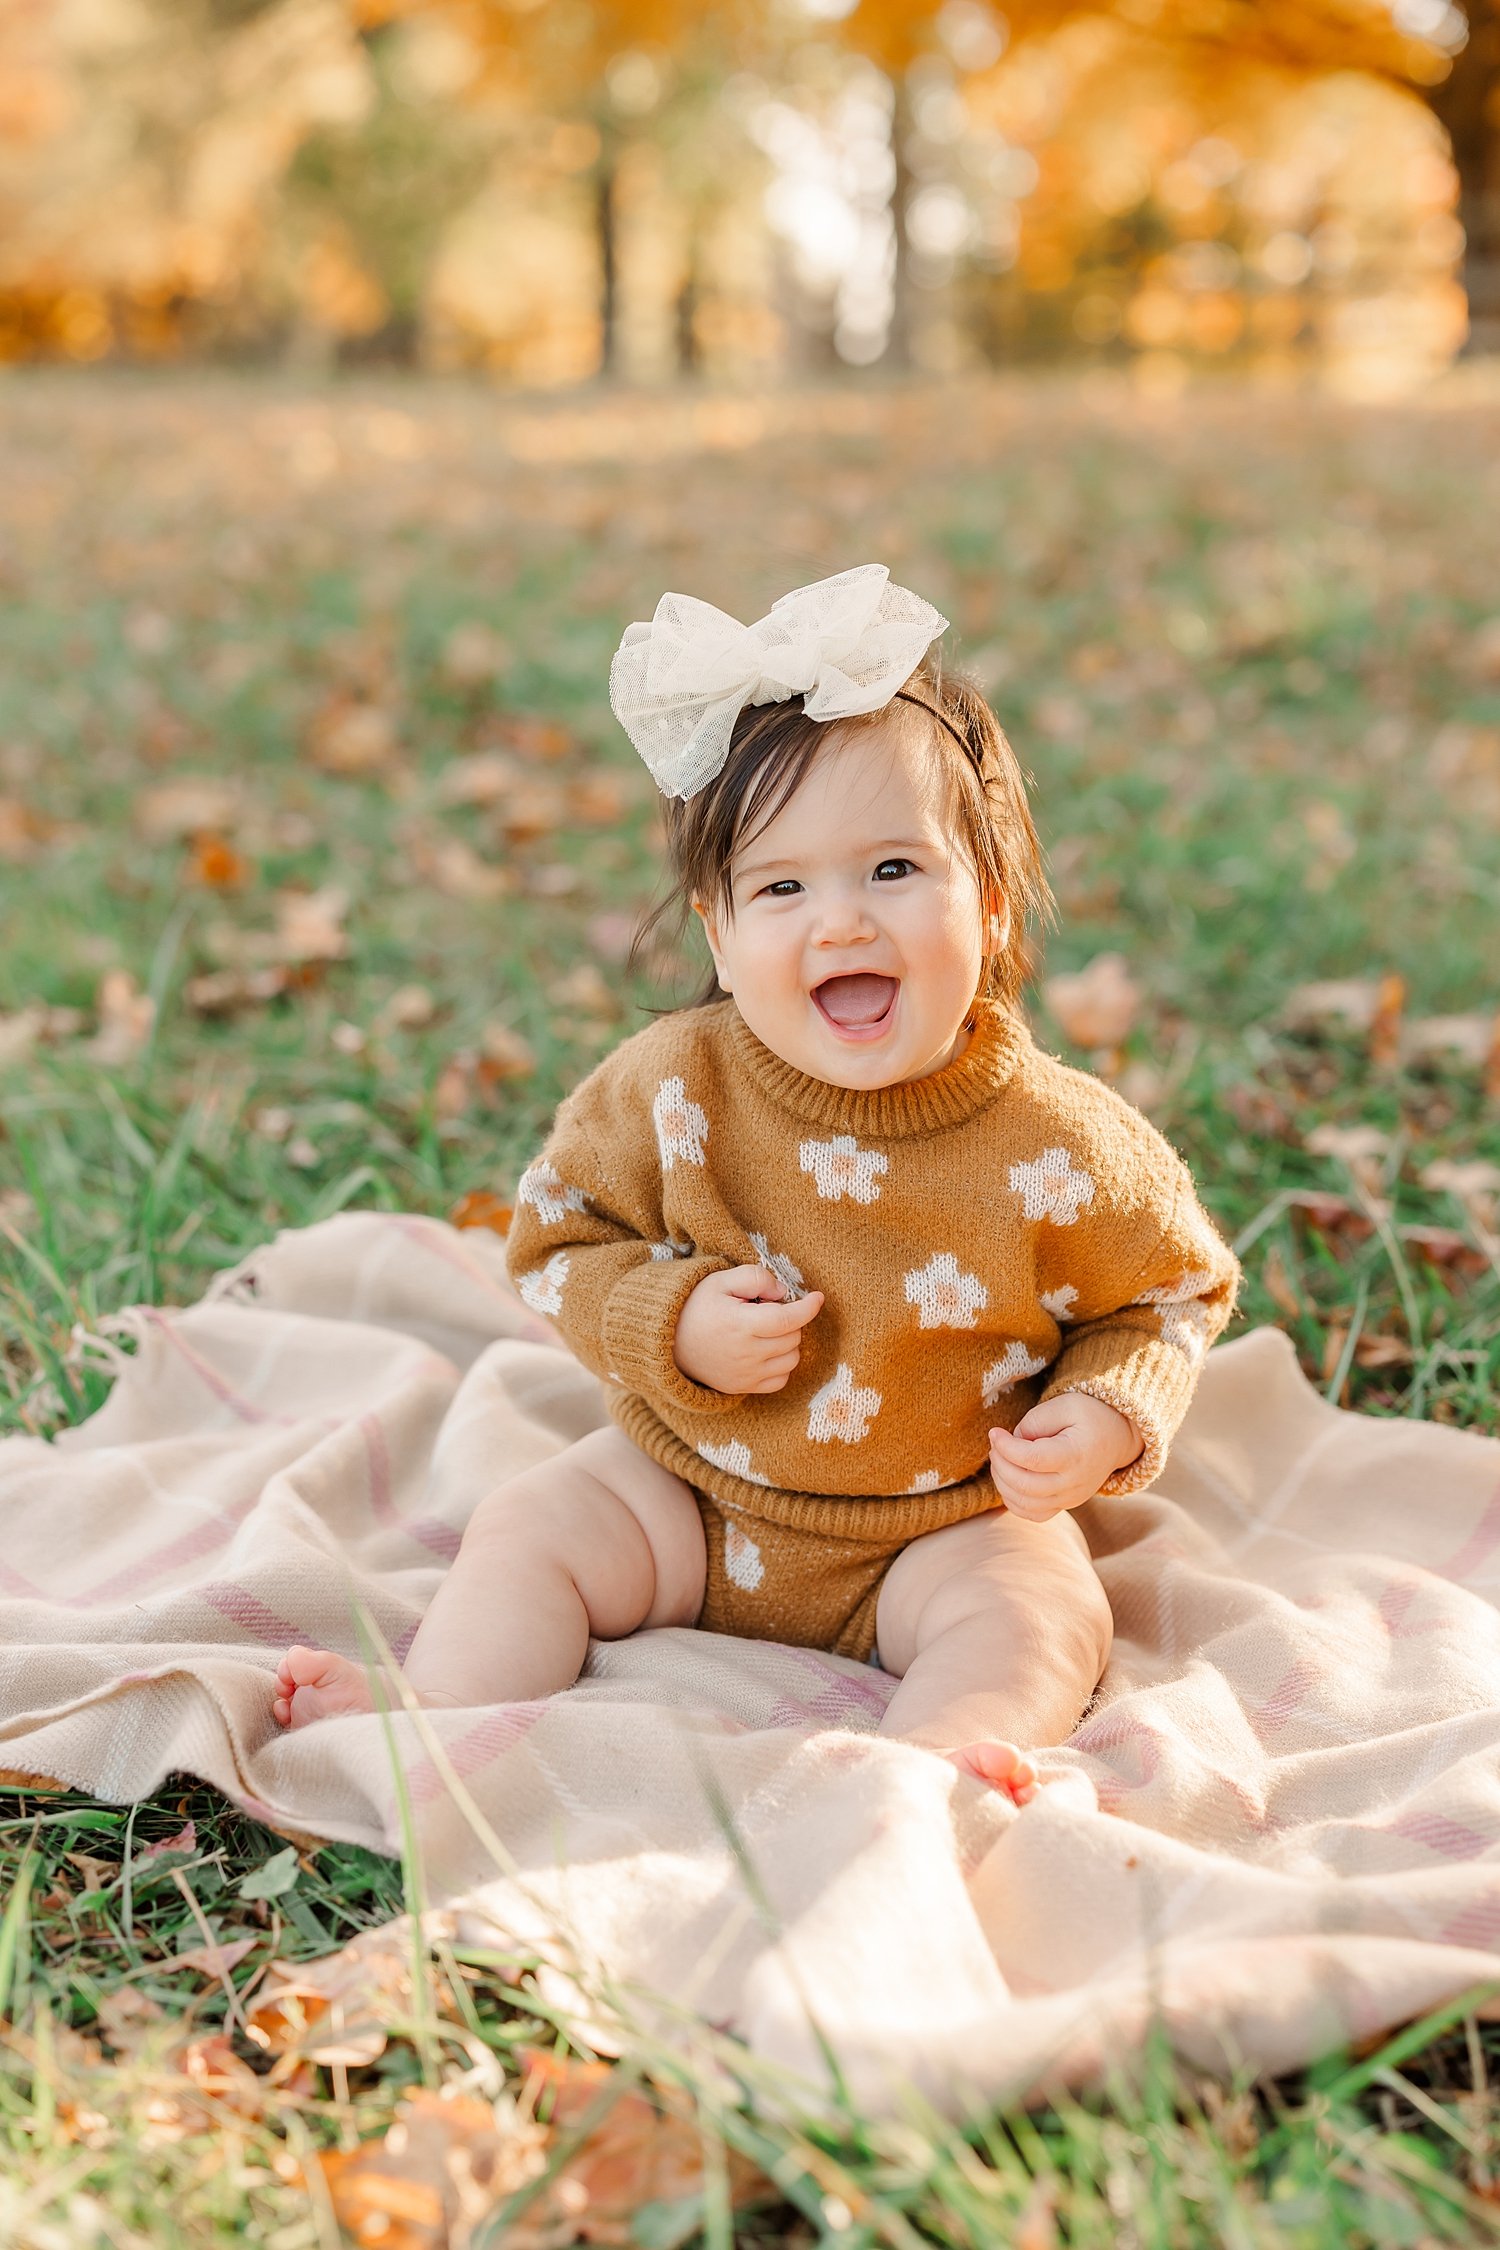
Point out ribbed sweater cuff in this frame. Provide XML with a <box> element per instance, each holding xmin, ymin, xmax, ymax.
<box><xmin>602</xmin><ymin>1255</ymin><xmax>743</xmax><ymax>1417</ymax></box>
<box><xmin>1042</xmin><ymin>1330</ymin><xmax>1200</xmax><ymax>1496</ymax></box>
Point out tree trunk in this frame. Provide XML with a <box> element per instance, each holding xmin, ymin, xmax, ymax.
<box><xmin>1425</xmin><ymin>0</ymin><xmax>1500</xmax><ymax>352</ymax></box>
<box><xmin>886</xmin><ymin>72</ymin><xmax>915</xmax><ymax>371</ymax></box>
<box><xmin>595</xmin><ymin>140</ymin><xmax>619</xmax><ymax>377</ymax></box>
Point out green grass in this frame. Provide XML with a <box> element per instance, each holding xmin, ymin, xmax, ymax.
<box><xmin>1</xmin><ymin>367</ymin><xmax>1499</xmax><ymax>2239</ymax></box>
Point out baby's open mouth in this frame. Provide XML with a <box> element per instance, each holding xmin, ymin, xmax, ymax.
<box><xmin>813</xmin><ymin>973</ymin><xmax>900</xmax><ymax>1031</ymax></box>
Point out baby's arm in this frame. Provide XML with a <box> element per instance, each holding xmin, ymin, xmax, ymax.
<box><xmin>505</xmin><ymin>1089</ymin><xmax>821</xmax><ymax>1408</ymax></box>
<box><xmin>991</xmin><ymin>1163</ymin><xmax>1239</xmax><ymax>1521</ymax></box>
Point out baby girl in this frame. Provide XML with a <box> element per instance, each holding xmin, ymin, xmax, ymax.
<box><xmin>274</xmin><ymin>564</ymin><xmax>1239</xmax><ymax>1798</ymax></box>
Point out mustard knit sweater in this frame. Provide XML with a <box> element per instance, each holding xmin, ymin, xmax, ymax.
<box><xmin>505</xmin><ymin>997</ymin><xmax>1240</xmax><ymax>1510</ymax></box>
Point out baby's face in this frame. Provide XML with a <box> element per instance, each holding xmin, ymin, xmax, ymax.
<box><xmin>696</xmin><ymin>715</ymin><xmax>987</xmax><ymax>1090</ymax></box>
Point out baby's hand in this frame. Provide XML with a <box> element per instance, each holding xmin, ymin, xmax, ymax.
<box><xmin>673</xmin><ymin>1265</ymin><xmax>823</xmax><ymax>1395</ymax></box>
<box><xmin>989</xmin><ymin>1393</ymin><xmax>1140</xmax><ymax>1521</ymax></box>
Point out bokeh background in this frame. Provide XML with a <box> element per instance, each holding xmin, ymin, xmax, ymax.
<box><xmin>1</xmin><ymin>0</ymin><xmax>1496</xmax><ymax>388</ymax></box>
<box><xmin>1</xmin><ymin>0</ymin><xmax>1498</xmax><ymax>1448</ymax></box>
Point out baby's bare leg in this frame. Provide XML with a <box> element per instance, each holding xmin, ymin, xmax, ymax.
<box><xmin>874</xmin><ymin>1509</ymin><xmax>1112</xmax><ymax>1795</ymax></box>
<box><xmin>273</xmin><ymin>1428</ymin><xmax>706</xmax><ymax>1726</ymax></box>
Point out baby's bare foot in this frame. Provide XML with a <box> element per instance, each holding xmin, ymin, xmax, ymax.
<box><xmin>943</xmin><ymin>1740</ymin><xmax>1040</xmax><ymax>1804</ymax></box>
<box><xmin>272</xmin><ymin>1645</ymin><xmax>375</xmax><ymax>1729</ymax></box>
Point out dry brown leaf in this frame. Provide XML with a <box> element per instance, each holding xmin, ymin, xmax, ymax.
<box><xmin>168</xmin><ymin>1932</ymin><xmax>259</xmax><ymax>1980</ymax></box>
<box><xmin>406</xmin><ymin>830</ymin><xmax>513</xmax><ymax>902</ymax></box>
<box><xmin>480</xmin><ymin>1019</ymin><xmax>536</xmax><ymax>1079</ymax></box>
<box><xmin>1368</xmin><ymin>971</ymin><xmax>1406</xmax><ymax>1068</ymax></box>
<box><xmin>500</xmin><ymin>782</ymin><xmax>568</xmax><ymax>845</ymax></box>
<box><xmin>434</xmin><ymin>751</ymin><xmax>520</xmax><ymax>808</ymax></box>
<box><xmin>450</xmin><ymin>1191</ymin><xmax>513</xmax><ymax>1234</ymax></box>
<box><xmin>308</xmin><ymin>694</ymin><xmax>400</xmax><ymax>776</ymax></box>
<box><xmin>1261</xmin><ymin>1242</ymin><xmax>1302</xmax><ymax>1320</ymax></box>
<box><xmin>506</xmin><ymin>2051</ymin><xmax>767</xmax><ymax>2248</ymax></box>
<box><xmin>1422</xmin><ymin>1158</ymin><xmax>1500</xmax><ymax>1212</ymax></box>
<box><xmin>185</xmin><ymin>831</ymin><xmax>252</xmax><ymax>889</ymax></box>
<box><xmin>276</xmin><ymin>885</ymin><xmax>350</xmax><ymax>964</ymax></box>
<box><xmin>494</xmin><ymin>714</ymin><xmax>576</xmax><ymax>763</ymax></box>
<box><xmin>376</xmin><ymin>984</ymin><xmax>438</xmax><ymax>1033</ymax></box>
<box><xmin>547</xmin><ymin>964</ymin><xmax>617</xmax><ymax>1019</ymax></box>
<box><xmin>1282</xmin><ymin>979</ymin><xmax>1382</xmax><ymax>1034</ymax></box>
<box><xmin>1043</xmin><ymin>952</ymin><xmax>1141</xmax><ymax>1052</ymax></box>
<box><xmin>567</xmin><ymin>775</ymin><xmax>628</xmax><ymax>826</ymax></box>
<box><xmin>86</xmin><ymin>969</ymin><xmax>155</xmax><ymax>1065</ymax></box>
<box><xmin>1399</xmin><ymin>1224</ymin><xmax>1489</xmax><ymax>1279</ymax></box>
<box><xmin>0</xmin><ymin>797</ymin><xmax>54</xmax><ymax>861</ymax></box>
<box><xmin>134</xmin><ymin>777</ymin><xmax>241</xmax><ymax>844</ymax></box>
<box><xmin>0</xmin><ymin>1007</ymin><xmax>43</xmax><ymax>1069</ymax></box>
<box><xmin>1470</xmin><ymin>617</ymin><xmax>1500</xmax><ymax>683</ymax></box>
<box><xmin>1288</xmin><ymin>1191</ymin><xmax>1376</xmax><ymax>1249</ymax></box>
<box><xmin>320</xmin><ymin>2088</ymin><xmax>544</xmax><ymax>2250</ymax></box>
<box><xmin>185</xmin><ymin>966</ymin><xmax>290</xmax><ymax>1018</ymax></box>
<box><xmin>1305</xmin><ymin>1122</ymin><xmax>1390</xmax><ymax>1169</ymax></box>
<box><xmin>1402</xmin><ymin>1013</ymin><xmax>1499</xmax><ymax>1069</ymax></box>
<box><xmin>441</xmin><ymin>621</ymin><xmax>510</xmax><ymax>689</ymax></box>
<box><xmin>1352</xmin><ymin>1334</ymin><xmax>1414</xmax><ymax>1369</ymax></box>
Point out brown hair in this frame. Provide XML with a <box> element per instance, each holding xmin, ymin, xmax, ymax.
<box><xmin>630</xmin><ymin>651</ymin><xmax>1051</xmax><ymax>1012</ymax></box>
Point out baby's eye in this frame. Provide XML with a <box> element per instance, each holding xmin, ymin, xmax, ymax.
<box><xmin>873</xmin><ymin>858</ymin><xmax>915</xmax><ymax>881</ymax></box>
<box><xmin>762</xmin><ymin>878</ymin><xmax>803</xmax><ymax>898</ymax></box>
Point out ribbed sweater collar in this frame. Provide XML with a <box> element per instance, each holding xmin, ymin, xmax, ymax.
<box><xmin>720</xmin><ymin>996</ymin><xmax>1028</xmax><ymax>1138</ymax></box>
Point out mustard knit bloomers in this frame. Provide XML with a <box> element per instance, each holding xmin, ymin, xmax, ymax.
<box><xmin>505</xmin><ymin>996</ymin><xmax>1240</xmax><ymax>1661</ymax></box>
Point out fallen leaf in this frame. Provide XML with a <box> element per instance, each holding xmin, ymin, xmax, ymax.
<box><xmin>0</xmin><ymin>797</ymin><xmax>54</xmax><ymax>861</ymax></box>
<box><xmin>86</xmin><ymin>970</ymin><xmax>155</xmax><ymax>1065</ymax></box>
<box><xmin>1421</xmin><ymin>1158</ymin><xmax>1500</xmax><ymax>1214</ymax></box>
<box><xmin>511</xmin><ymin>2051</ymin><xmax>766</xmax><ymax>2248</ymax></box>
<box><xmin>1368</xmin><ymin>971</ymin><xmax>1406</xmax><ymax>1069</ymax></box>
<box><xmin>168</xmin><ymin>1933</ymin><xmax>259</xmax><ymax>1979</ymax></box>
<box><xmin>479</xmin><ymin>1019</ymin><xmax>536</xmax><ymax>1079</ymax></box>
<box><xmin>1305</xmin><ymin>1123</ymin><xmax>1390</xmax><ymax>1169</ymax></box>
<box><xmin>1399</xmin><ymin>1224</ymin><xmax>1489</xmax><ymax>1279</ymax></box>
<box><xmin>135</xmin><ymin>777</ymin><xmax>241</xmax><ymax>844</ymax></box>
<box><xmin>138</xmin><ymin>1819</ymin><xmax>196</xmax><ymax>1862</ymax></box>
<box><xmin>308</xmin><ymin>694</ymin><xmax>400</xmax><ymax>776</ymax></box>
<box><xmin>185</xmin><ymin>966</ymin><xmax>290</xmax><ymax>1018</ymax></box>
<box><xmin>450</xmin><ymin>1192</ymin><xmax>513</xmax><ymax>1234</ymax></box>
<box><xmin>1353</xmin><ymin>1334</ymin><xmax>1414</xmax><ymax>1369</ymax></box>
<box><xmin>185</xmin><ymin>832</ymin><xmax>251</xmax><ymax>889</ymax></box>
<box><xmin>434</xmin><ymin>752</ymin><xmax>520</xmax><ymax>809</ymax></box>
<box><xmin>376</xmin><ymin>984</ymin><xmax>438</xmax><ymax>1033</ymax></box>
<box><xmin>276</xmin><ymin>885</ymin><xmax>351</xmax><ymax>964</ymax></box>
<box><xmin>1470</xmin><ymin>616</ymin><xmax>1500</xmax><ymax>683</ymax></box>
<box><xmin>0</xmin><ymin>1007</ymin><xmax>43</xmax><ymax>1068</ymax></box>
<box><xmin>238</xmin><ymin>1844</ymin><xmax>300</xmax><ymax>1902</ymax></box>
<box><xmin>1043</xmin><ymin>952</ymin><xmax>1141</xmax><ymax>1052</ymax></box>
<box><xmin>1261</xmin><ymin>1242</ymin><xmax>1302</xmax><ymax>1319</ymax></box>
<box><xmin>567</xmin><ymin>774</ymin><xmax>628</xmax><ymax>825</ymax></box>
<box><xmin>1288</xmin><ymin>1191</ymin><xmax>1375</xmax><ymax>1249</ymax></box>
<box><xmin>500</xmin><ymin>782</ymin><xmax>568</xmax><ymax>845</ymax></box>
<box><xmin>1402</xmin><ymin>1013</ymin><xmax>1498</xmax><ymax>1069</ymax></box>
<box><xmin>547</xmin><ymin>964</ymin><xmax>617</xmax><ymax>1019</ymax></box>
<box><xmin>1282</xmin><ymin>979</ymin><xmax>1383</xmax><ymax>1034</ymax></box>
<box><xmin>405</xmin><ymin>829</ymin><xmax>513</xmax><ymax>901</ymax></box>
<box><xmin>494</xmin><ymin>713</ymin><xmax>576</xmax><ymax>763</ymax></box>
<box><xmin>441</xmin><ymin>620</ymin><xmax>510</xmax><ymax>689</ymax></box>
<box><xmin>320</xmin><ymin>2087</ymin><xmax>543</xmax><ymax>2250</ymax></box>
<box><xmin>247</xmin><ymin>1930</ymin><xmax>453</xmax><ymax>2071</ymax></box>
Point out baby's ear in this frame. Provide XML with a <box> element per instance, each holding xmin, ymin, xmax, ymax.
<box><xmin>691</xmin><ymin>897</ymin><xmax>732</xmax><ymax>993</ymax></box>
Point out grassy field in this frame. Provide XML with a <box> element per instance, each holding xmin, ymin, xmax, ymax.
<box><xmin>1</xmin><ymin>368</ymin><xmax>1500</xmax><ymax>2242</ymax></box>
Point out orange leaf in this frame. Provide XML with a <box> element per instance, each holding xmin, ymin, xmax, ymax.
<box><xmin>320</xmin><ymin>2089</ymin><xmax>543</xmax><ymax>2250</ymax></box>
<box><xmin>450</xmin><ymin>1191</ymin><xmax>512</xmax><ymax>1235</ymax></box>
<box><xmin>186</xmin><ymin>831</ymin><xmax>251</xmax><ymax>889</ymax></box>
<box><xmin>1368</xmin><ymin>971</ymin><xmax>1406</xmax><ymax>1069</ymax></box>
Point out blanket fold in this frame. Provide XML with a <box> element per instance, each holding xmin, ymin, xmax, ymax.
<box><xmin>4</xmin><ymin>1209</ymin><xmax>1499</xmax><ymax>2113</ymax></box>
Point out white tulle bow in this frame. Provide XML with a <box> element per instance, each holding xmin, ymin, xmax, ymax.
<box><xmin>608</xmin><ymin>563</ymin><xmax>949</xmax><ymax>799</ymax></box>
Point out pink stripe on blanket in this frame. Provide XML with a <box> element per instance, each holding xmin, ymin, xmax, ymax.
<box><xmin>1384</xmin><ymin>1809</ymin><xmax>1494</xmax><ymax>1863</ymax></box>
<box><xmin>1436</xmin><ymin>1479</ymin><xmax>1500</xmax><ymax>1586</ymax></box>
<box><xmin>199</xmin><ymin>1582</ymin><xmax>310</xmax><ymax>1647</ymax></box>
<box><xmin>140</xmin><ymin>1308</ymin><xmax>285</xmax><ymax>1424</ymax></box>
<box><xmin>404</xmin><ymin>1702</ymin><xmax>547</xmax><ymax>1806</ymax></box>
<box><xmin>360</xmin><ymin>1412</ymin><xmax>395</xmax><ymax>1524</ymax></box>
<box><xmin>1437</xmin><ymin>1890</ymin><xmax>1500</xmax><ymax>1952</ymax></box>
<box><xmin>78</xmin><ymin>1494</ymin><xmax>260</xmax><ymax>1604</ymax></box>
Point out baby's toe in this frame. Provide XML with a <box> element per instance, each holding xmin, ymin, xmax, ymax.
<box><xmin>945</xmin><ymin>1740</ymin><xmax>1038</xmax><ymax>1803</ymax></box>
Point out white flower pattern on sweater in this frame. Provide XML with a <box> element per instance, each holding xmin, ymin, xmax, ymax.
<box><xmin>908</xmin><ymin>1469</ymin><xmax>942</xmax><ymax>1492</ymax></box>
<box><xmin>518</xmin><ymin>1250</ymin><xmax>570</xmax><ymax>1317</ymax></box>
<box><xmin>798</xmin><ymin>1134</ymin><xmax>888</xmax><ymax>1204</ymax></box>
<box><xmin>749</xmin><ymin>1232</ymin><xmax>806</xmax><ymax>1299</ymax></box>
<box><xmin>1009</xmin><ymin>1147</ymin><xmax>1097</xmax><ymax>1226</ymax></box>
<box><xmin>516</xmin><ymin>1159</ymin><xmax>590</xmax><ymax>1228</ymax></box>
<box><xmin>981</xmin><ymin>1341</ymin><xmax>1049</xmax><ymax>1408</ymax></box>
<box><xmin>904</xmin><ymin>1252</ymin><xmax>988</xmax><ymax>1330</ymax></box>
<box><xmin>808</xmin><ymin>1363</ymin><xmax>883</xmax><ymax>1443</ymax></box>
<box><xmin>697</xmin><ymin>1437</ymin><xmax>770</xmax><ymax>1485</ymax></box>
<box><xmin>1040</xmin><ymin>1283</ymin><xmax>1078</xmax><ymax>1323</ymax></box>
<box><xmin>653</xmin><ymin>1076</ymin><xmax>708</xmax><ymax>1170</ymax></box>
<box><xmin>723</xmin><ymin>1522</ymin><xmax>765</xmax><ymax>1591</ymax></box>
<box><xmin>1134</xmin><ymin>1269</ymin><xmax>1222</xmax><ymax>1365</ymax></box>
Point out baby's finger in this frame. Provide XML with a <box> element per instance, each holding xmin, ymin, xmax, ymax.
<box><xmin>746</xmin><ymin>1291</ymin><xmax>823</xmax><ymax>1337</ymax></box>
<box><xmin>990</xmin><ymin>1427</ymin><xmax>1075</xmax><ymax>1470</ymax></box>
<box><xmin>723</xmin><ymin>1264</ymin><xmax>788</xmax><ymax>1302</ymax></box>
<box><xmin>997</xmin><ymin>1488</ymin><xmax>1069</xmax><ymax>1523</ymax></box>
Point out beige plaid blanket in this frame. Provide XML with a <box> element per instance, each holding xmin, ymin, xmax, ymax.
<box><xmin>5</xmin><ymin>1210</ymin><xmax>1500</xmax><ymax>2113</ymax></box>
